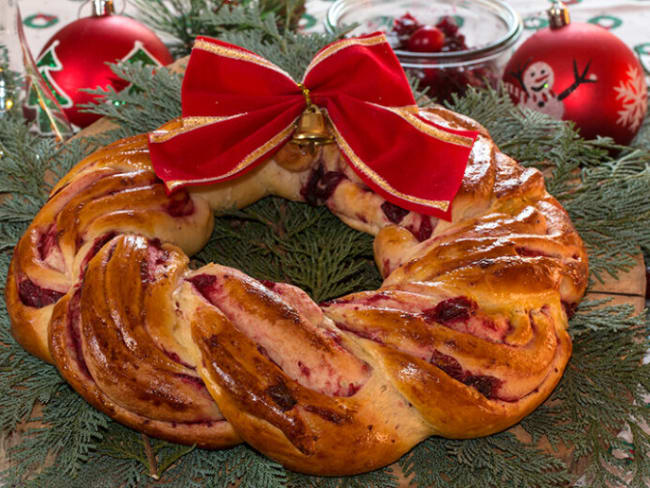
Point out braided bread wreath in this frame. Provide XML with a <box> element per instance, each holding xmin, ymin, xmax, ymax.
<box><xmin>5</xmin><ymin>97</ymin><xmax>588</xmax><ymax>475</ymax></box>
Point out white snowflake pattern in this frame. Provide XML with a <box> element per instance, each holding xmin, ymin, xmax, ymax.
<box><xmin>614</xmin><ymin>65</ymin><xmax>648</xmax><ymax>132</ymax></box>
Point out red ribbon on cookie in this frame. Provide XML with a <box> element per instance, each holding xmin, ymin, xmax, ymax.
<box><xmin>148</xmin><ymin>33</ymin><xmax>478</xmax><ymax>220</ymax></box>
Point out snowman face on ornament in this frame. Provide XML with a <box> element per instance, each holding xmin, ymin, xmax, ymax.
<box><xmin>519</xmin><ymin>61</ymin><xmax>564</xmax><ymax>119</ymax></box>
<box><xmin>523</xmin><ymin>62</ymin><xmax>555</xmax><ymax>94</ymax></box>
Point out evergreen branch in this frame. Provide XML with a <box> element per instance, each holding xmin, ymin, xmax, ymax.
<box><xmin>0</xmin><ymin>224</ymin><xmax>22</xmax><ymax>252</ymax></box>
<box><xmin>4</xmin><ymin>387</ymin><xmax>110</xmax><ymax>485</ymax></box>
<box><xmin>131</xmin><ymin>0</ymin><xmax>307</xmax><ymax>57</ymax></box>
<box><xmin>287</xmin><ymin>465</ymin><xmax>398</xmax><ymax>488</ymax></box>
<box><xmin>400</xmin><ymin>433</ymin><xmax>570</xmax><ymax>488</ymax></box>
<box><xmin>131</xmin><ymin>0</ymin><xmax>216</xmax><ymax>56</ymax></box>
<box><xmin>196</xmin><ymin>200</ymin><xmax>382</xmax><ymax>302</ymax></box>
<box><xmin>536</xmin><ymin>308</ymin><xmax>650</xmax><ymax>486</ymax></box>
<box><xmin>627</xmin><ymin>421</ymin><xmax>650</xmax><ymax>486</ymax></box>
<box><xmin>204</xmin><ymin>3</ymin><xmax>354</xmax><ymax>81</ymax></box>
<box><xmin>567</xmin><ymin>164</ymin><xmax>650</xmax><ymax>282</ymax></box>
<box><xmin>142</xmin><ymin>433</ymin><xmax>160</xmax><ymax>480</ymax></box>
<box><xmin>81</xmin><ymin>62</ymin><xmax>183</xmax><ymax>136</ymax></box>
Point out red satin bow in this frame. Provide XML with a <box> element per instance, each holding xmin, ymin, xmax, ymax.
<box><xmin>148</xmin><ymin>33</ymin><xmax>478</xmax><ymax>220</ymax></box>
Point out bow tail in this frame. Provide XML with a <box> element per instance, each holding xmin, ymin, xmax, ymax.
<box><xmin>323</xmin><ymin>96</ymin><xmax>478</xmax><ymax>220</ymax></box>
<box><xmin>149</xmin><ymin>100</ymin><xmax>305</xmax><ymax>192</ymax></box>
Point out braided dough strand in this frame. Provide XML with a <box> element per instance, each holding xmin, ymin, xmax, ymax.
<box><xmin>5</xmin><ymin>107</ymin><xmax>587</xmax><ymax>475</ymax></box>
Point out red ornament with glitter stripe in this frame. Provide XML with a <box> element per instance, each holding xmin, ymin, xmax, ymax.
<box><xmin>503</xmin><ymin>2</ymin><xmax>647</xmax><ymax>145</ymax></box>
<box><xmin>23</xmin><ymin>0</ymin><xmax>172</xmax><ymax>131</ymax></box>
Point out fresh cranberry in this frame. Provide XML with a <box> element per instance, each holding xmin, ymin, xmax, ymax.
<box><xmin>407</xmin><ymin>25</ymin><xmax>445</xmax><ymax>52</ymax></box>
<box><xmin>435</xmin><ymin>16</ymin><xmax>459</xmax><ymax>37</ymax></box>
<box><xmin>393</xmin><ymin>13</ymin><xmax>421</xmax><ymax>43</ymax></box>
<box><xmin>442</xmin><ymin>33</ymin><xmax>467</xmax><ymax>52</ymax></box>
<box><xmin>420</xmin><ymin>68</ymin><xmax>437</xmax><ymax>85</ymax></box>
<box><xmin>388</xmin><ymin>12</ymin><xmax>494</xmax><ymax>103</ymax></box>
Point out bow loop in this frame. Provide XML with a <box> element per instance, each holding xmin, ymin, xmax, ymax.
<box><xmin>183</xmin><ymin>36</ymin><xmax>301</xmax><ymax>116</ymax></box>
<box><xmin>148</xmin><ymin>34</ymin><xmax>478</xmax><ymax>220</ymax></box>
<box><xmin>304</xmin><ymin>33</ymin><xmax>416</xmax><ymax>109</ymax></box>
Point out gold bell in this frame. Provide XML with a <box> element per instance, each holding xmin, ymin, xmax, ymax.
<box><xmin>292</xmin><ymin>105</ymin><xmax>333</xmax><ymax>146</ymax></box>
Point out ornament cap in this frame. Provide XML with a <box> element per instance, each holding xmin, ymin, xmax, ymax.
<box><xmin>92</xmin><ymin>0</ymin><xmax>115</xmax><ymax>16</ymax></box>
<box><xmin>547</xmin><ymin>1</ymin><xmax>571</xmax><ymax>29</ymax></box>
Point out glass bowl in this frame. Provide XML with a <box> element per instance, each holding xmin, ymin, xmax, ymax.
<box><xmin>326</xmin><ymin>0</ymin><xmax>523</xmax><ymax>104</ymax></box>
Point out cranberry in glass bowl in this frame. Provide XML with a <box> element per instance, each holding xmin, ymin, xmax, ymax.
<box><xmin>325</xmin><ymin>0</ymin><xmax>522</xmax><ymax>104</ymax></box>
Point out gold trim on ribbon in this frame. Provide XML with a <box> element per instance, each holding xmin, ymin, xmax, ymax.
<box><xmin>302</xmin><ymin>33</ymin><xmax>388</xmax><ymax>81</ymax></box>
<box><xmin>401</xmin><ymin>104</ymin><xmax>420</xmax><ymax>114</ymax></box>
<box><xmin>370</xmin><ymin>104</ymin><xmax>475</xmax><ymax>148</ymax></box>
<box><xmin>149</xmin><ymin>114</ymin><xmax>246</xmax><ymax>143</ymax></box>
<box><xmin>326</xmin><ymin>109</ymin><xmax>450</xmax><ymax>212</ymax></box>
<box><xmin>165</xmin><ymin>117</ymin><xmax>299</xmax><ymax>191</ymax></box>
<box><xmin>193</xmin><ymin>38</ymin><xmax>295</xmax><ymax>81</ymax></box>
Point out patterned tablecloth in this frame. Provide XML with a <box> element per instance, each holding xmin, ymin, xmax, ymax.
<box><xmin>16</xmin><ymin>0</ymin><xmax>650</xmax><ymax>82</ymax></box>
<box><xmin>11</xmin><ymin>0</ymin><xmax>650</xmax><ymax>486</ymax></box>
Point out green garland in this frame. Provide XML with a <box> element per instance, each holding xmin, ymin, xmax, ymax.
<box><xmin>1</xmin><ymin>7</ymin><xmax>650</xmax><ymax>487</ymax></box>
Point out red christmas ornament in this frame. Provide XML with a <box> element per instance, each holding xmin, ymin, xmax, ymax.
<box><xmin>503</xmin><ymin>2</ymin><xmax>647</xmax><ymax>145</ymax></box>
<box><xmin>24</xmin><ymin>0</ymin><xmax>173</xmax><ymax>131</ymax></box>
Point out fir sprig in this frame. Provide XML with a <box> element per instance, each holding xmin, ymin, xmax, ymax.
<box><xmin>201</xmin><ymin>2</ymin><xmax>352</xmax><ymax>81</ymax></box>
<box><xmin>287</xmin><ymin>465</ymin><xmax>399</xmax><ymax>488</ymax></box>
<box><xmin>399</xmin><ymin>433</ymin><xmax>571</xmax><ymax>488</ymax></box>
<box><xmin>196</xmin><ymin>201</ymin><xmax>381</xmax><ymax>302</ymax></box>
<box><xmin>1</xmin><ymin>8</ymin><xmax>650</xmax><ymax>488</ymax></box>
<box><xmin>3</xmin><ymin>384</ymin><xmax>111</xmax><ymax>485</ymax></box>
<box><xmin>81</xmin><ymin>62</ymin><xmax>183</xmax><ymax>139</ymax></box>
<box><xmin>131</xmin><ymin>0</ymin><xmax>307</xmax><ymax>57</ymax></box>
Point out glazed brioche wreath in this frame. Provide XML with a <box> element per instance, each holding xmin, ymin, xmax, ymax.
<box><xmin>5</xmin><ymin>34</ymin><xmax>588</xmax><ymax>476</ymax></box>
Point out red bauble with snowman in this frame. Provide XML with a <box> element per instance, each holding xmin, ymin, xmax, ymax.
<box><xmin>24</xmin><ymin>0</ymin><xmax>173</xmax><ymax>132</ymax></box>
<box><xmin>503</xmin><ymin>2</ymin><xmax>647</xmax><ymax>145</ymax></box>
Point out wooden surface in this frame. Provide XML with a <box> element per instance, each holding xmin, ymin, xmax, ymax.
<box><xmin>588</xmin><ymin>253</ymin><xmax>647</xmax><ymax>315</ymax></box>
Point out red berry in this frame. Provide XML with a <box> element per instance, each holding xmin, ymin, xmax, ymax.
<box><xmin>393</xmin><ymin>13</ymin><xmax>421</xmax><ymax>38</ymax></box>
<box><xmin>407</xmin><ymin>25</ymin><xmax>445</xmax><ymax>52</ymax></box>
<box><xmin>436</xmin><ymin>16</ymin><xmax>459</xmax><ymax>37</ymax></box>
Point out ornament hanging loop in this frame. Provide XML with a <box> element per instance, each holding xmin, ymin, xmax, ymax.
<box><xmin>292</xmin><ymin>82</ymin><xmax>333</xmax><ymax>146</ymax></box>
<box><xmin>547</xmin><ymin>1</ymin><xmax>570</xmax><ymax>29</ymax></box>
